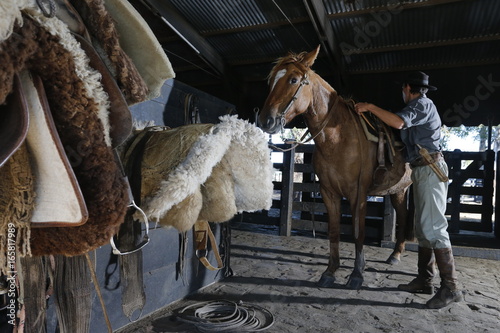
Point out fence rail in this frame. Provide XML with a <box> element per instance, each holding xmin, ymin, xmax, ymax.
<box><xmin>239</xmin><ymin>144</ymin><xmax>498</xmax><ymax>244</ymax></box>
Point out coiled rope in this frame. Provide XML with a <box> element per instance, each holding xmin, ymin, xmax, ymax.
<box><xmin>176</xmin><ymin>300</ymin><xmax>274</xmax><ymax>332</ymax></box>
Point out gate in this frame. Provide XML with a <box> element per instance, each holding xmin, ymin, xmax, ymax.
<box><xmin>263</xmin><ymin>144</ymin><xmax>497</xmax><ymax>243</ymax></box>
<box><xmin>445</xmin><ymin>150</ymin><xmax>495</xmax><ymax>234</ymax></box>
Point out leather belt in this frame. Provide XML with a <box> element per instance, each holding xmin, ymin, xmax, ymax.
<box><xmin>410</xmin><ymin>151</ymin><xmax>443</xmax><ymax>168</ymax></box>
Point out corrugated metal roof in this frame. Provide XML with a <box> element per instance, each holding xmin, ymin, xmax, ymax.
<box><xmin>169</xmin><ymin>0</ymin><xmax>309</xmax><ymax>33</ymax></box>
<box><xmin>130</xmin><ymin>0</ymin><xmax>500</xmax><ymax>125</ymax></box>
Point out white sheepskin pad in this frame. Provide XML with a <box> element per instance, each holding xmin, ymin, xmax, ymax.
<box><xmin>138</xmin><ymin>115</ymin><xmax>274</xmax><ymax>230</ymax></box>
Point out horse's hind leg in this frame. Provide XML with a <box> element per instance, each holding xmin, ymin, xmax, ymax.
<box><xmin>387</xmin><ymin>189</ymin><xmax>411</xmax><ymax>265</ymax></box>
<box><xmin>317</xmin><ymin>191</ymin><xmax>342</xmax><ymax>288</ymax></box>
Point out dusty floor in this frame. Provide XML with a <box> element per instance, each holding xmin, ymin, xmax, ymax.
<box><xmin>117</xmin><ymin>224</ymin><xmax>500</xmax><ymax>333</ymax></box>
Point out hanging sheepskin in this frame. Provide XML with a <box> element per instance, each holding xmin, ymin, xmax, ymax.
<box><xmin>0</xmin><ymin>0</ymin><xmax>173</xmax><ymax>258</ymax></box>
<box><xmin>123</xmin><ymin>115</ymin><xmax>275</xmax><ymax>232</ymax></box>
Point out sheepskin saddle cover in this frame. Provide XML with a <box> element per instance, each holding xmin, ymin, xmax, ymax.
<box><xmin>126</xmin><ymin>115</ymin><xmax>274</xmax><ymax>232</ymax></box>
<box><xmin>0</xmin><ymin>9</ymin><xmax>131</xmax><ymax>256</ymax></box>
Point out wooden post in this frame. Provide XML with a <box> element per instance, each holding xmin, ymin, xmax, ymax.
<box><xmin>448</xmin><ymin>150</ymin><xmax>461</xmax><ymax>233</ymax></box>
<box><xmin>279</xmin><ymin>144</ymin><xmax>295</xmax><ymax>237</ymax></box>
<box><xmin>483</xmin><ymin>150</ymin><xmax>495</xmax><ymax>232</ymax></box>
<box><xmin>496</xmin><ymin>151</ymin><xmax>500</xmax><ymax>238</ymax></box>
<box><xmin>382</xmin><ymin>195</ymin><xmax>396</xmax><ymax>242</ymax></box>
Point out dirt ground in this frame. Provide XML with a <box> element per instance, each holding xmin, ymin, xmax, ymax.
<box><xmin>117</xmin><ymin>224</ymin><xmax>500</xmax><ymax>333</ymax></box>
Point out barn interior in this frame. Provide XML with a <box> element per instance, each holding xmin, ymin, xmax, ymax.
<box><xmin>1</xmin><ymin>1</ymin><xmax>499</xmax><ymax>332</ymax></box>
<box><xmin>127</xmin><ymin>0</ymin><xmax>500</xmax><ymax>241</ymax></box>
<box><xmin>129</xmin><ymin>0</ymin><xmax>500</xmax><ymax>129</ymax></box>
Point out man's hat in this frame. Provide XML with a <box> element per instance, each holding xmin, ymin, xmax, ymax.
<box><xmin>402</xmin><ymin>71</ymin><xmax>437</xmax><ymax>91</ymax></box>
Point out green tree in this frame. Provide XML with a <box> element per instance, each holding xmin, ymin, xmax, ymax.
<box><xmin>441</xmin><ymin>125</ymin><xmax>500</xmax><ymax>151</ymax></box>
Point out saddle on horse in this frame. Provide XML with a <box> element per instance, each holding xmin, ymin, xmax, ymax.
<box><xmin>358</xmin><ymin>111</ymin><xmax>402</xmax><ymax>185</ymax></box>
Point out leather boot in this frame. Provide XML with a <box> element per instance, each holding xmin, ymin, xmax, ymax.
<box><xmin>426</xmin><ymin>248</ymin><xmax>464</xmax><ymax>309</ymax></box>
<box><xmin>398</xmin><ymin>247</ymin><xmax>435</xmax><ymax>294</ymax></box>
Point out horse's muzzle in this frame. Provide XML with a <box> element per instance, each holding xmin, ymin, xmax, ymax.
<box><xmin>258</xmin><ymin>115</ymin><xmax>281</xmax><ymax>134</ymax></box>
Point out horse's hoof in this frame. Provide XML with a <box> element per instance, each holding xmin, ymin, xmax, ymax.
<box><xmin>346</xmin><ymin>275</ymin><xmax>363</xmax><ymax>290</ymax></box>
<box><xmin>386</xmin><ymin>255</ymin><xmax>400</xmax><ymax>265</ymax></box>
<box><xmin>317</xmin><ymin>272</ymin><xmax>336</xmax><ymax>288</ymax></box>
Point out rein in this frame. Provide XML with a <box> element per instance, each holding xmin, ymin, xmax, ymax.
<box><xmin>270</xmin><ymin>92</ymin><xmax>341</xmax><ymax>152</ymax></box>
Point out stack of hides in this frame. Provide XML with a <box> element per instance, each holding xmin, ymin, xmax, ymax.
<box><xmin>0</xmin><ymin>0</ymin><xmax>175</xmax><ymax>266</ymax></box>
<box><xmin>126</xmin><ymin>115</ymin><xmax>275</xmax><ymax>232</ymax></box>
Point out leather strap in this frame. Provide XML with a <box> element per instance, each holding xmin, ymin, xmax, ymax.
<box><xmin>194</xmin><ymin>220</ymin><xmax>224</xmax><ymax>271</ymax></box>
<box><xmin>377</xmin><ymin>131</ymin><xmax>386</xmax><ymax>168</ymax></box>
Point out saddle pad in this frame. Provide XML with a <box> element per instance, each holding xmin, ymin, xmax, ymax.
<box><xmin>73</xmin><ymin>33</ymin><xmax>132</xmax><ymax>147</ymax></box>
<box><xmin>21</xmin><ymin>71</ymin><xmax>88</xmax><ymax>227</ymax></box>
<box><xmin>103</xmin><ymin>0</ymin><xmax>175</xmax><ymax>100</ymax></box>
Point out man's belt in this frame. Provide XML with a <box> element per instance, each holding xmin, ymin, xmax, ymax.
<box><xmin>412</xmin><ymin>145</ymin><xmax>449</xmax><ymax>182</ymax></box>
<box><xmin>410</xmin><ymin>151</ymin><xmax>443</xmax><ymax>167</ymax></box>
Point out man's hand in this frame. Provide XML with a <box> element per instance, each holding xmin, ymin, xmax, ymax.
<box><xmin>354</xmin><ymin>102</ymin><xmax>405</xmax><ymax>129</ymax></box>
<box><xmin>354</xmin><ymin>102</ymin><xmax>373</xmax><ymax>114</ymax></box>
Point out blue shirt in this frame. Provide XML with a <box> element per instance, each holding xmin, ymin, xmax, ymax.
<box><xmin>396</xmin><ymin>94</ymin><xmax>442</xmax><ymax>162</ymax></box>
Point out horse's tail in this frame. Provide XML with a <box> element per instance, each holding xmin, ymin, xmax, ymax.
<box><xmin>404</xmin><ymin>186</ymin><xmax>416</xmax><ymax>241</ymax></box>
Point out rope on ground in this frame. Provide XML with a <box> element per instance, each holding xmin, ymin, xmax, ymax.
<box><xmin>176</xmin><ymin>300</ymin><xmax>274</xmax><ymax>332</ymax></box>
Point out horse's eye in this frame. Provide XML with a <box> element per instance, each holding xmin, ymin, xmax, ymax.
<box><xmin>290</xmin><ymin>77</ymin><xmax>298</xmax><ymax>84</ymax></box>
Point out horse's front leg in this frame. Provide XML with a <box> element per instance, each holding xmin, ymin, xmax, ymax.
<box><xmin>386</xmin><ymin>190</ymin><xmax>410</xmax><ymax>265</ymax></box>
<box><xmin>346</xmin><ymin>195</ymin><xmax>367</xmax><ymax>290</ymax></box>
<box><xmin>317</xmin><ymin>190</ymin><xmax>342</xmax><ymax>288</ymax></box>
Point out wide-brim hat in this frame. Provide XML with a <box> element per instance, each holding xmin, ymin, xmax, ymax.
<box><xmin>402</xmin><ymin>71</ymin><xmax>437</xmax><ymax>91</ymax></box>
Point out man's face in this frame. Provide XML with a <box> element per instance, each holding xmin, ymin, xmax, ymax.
<box><xmin>402</xmin><ymin>84</ymin><xmax>411</xmax><ymax>103</ymax></box>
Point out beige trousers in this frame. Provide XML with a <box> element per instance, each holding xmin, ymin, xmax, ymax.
<box><xmin>411</xmin><ymin>159</ymin><xmax>451</xmax><ymax>249</ymax></box>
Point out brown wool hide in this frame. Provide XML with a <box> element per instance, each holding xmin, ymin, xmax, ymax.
<box><xmin>68</xmin><ymin>0</ymin><xmax>149</xmax><ymax>105</ymax></box>
<box><xmin>0</xmin><ymin>17</ymin><xmax>129</xmax><ymax>256</ymax></box>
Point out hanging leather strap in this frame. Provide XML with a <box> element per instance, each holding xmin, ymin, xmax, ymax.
<box><xmin>377</xmin><ymin>131</ymin><xmax>386</xmax><ymax>169</ymax></box>
<box><xmin>194</xmin><ymin>220</ymin><xmax>224</xmax><ymax>271</ymax></box>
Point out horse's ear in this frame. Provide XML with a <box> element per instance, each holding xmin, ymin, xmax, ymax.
<box><xmin>301</xmin><ymin>45</ymin><xmax>321</xmax><ymax>68</ymax></box>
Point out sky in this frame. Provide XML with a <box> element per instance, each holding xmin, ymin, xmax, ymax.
<box><xmin>445</xmin><ymin>133</ymin><xmax>479</xmax><ymax>151</ymax></box>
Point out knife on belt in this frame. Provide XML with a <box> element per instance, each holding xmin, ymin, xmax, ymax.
<box><xmin>416</xmin><ymin>144</ymin><xmax>449</xmax><ymax>182</ymax></box>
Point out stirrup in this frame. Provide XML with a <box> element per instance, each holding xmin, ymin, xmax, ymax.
<box><xmin>109</xmin><ymin>200</ymin><xmax>150</xmax><ymax>255</ymax></box>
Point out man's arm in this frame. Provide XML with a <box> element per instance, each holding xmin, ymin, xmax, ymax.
<box><xmin>354</xmin><ymin>102</ymin><xmax>405</xmax><ymax>129</ymax></box>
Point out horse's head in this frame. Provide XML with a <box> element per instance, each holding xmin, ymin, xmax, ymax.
<box><xmin>258</xmin><ymin>46</ymin><xmax>320</xmax><ymax>134</ymax></box>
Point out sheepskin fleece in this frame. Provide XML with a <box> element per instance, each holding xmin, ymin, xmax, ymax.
<box><xmin>0</xmin><ymin>15</ymin><xmax>129</xmax><ymax>256</ymax></box>
<box><xmin>102</xmin><ymin>0</ymin><xmax>175</xmax><ymax>100</ymax></box>
<box><xmin>0</xmin><ymin>0</ymin><xmax>31</xmax><ymax>42</ymax></box>
<box><xmin>134</xmin><ymin>116</ymin><xmax>274</xmax><ymax>232</ymax></box>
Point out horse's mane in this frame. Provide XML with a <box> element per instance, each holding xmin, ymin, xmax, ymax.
<box><xmin>267</xmin><ymin>51</ymin><xmax>310</xmax><ymax>84</ymax></box>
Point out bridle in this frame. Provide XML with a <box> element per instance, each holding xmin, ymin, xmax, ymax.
<box><xmin>267</xmin><ymin>66</ymin><xmax>340</xmax><ymax>152</ymax></box>
<box><xmin>277</xmin><ymin>71</ymin><xmax>310</xmax><ymax>129</ymax></box>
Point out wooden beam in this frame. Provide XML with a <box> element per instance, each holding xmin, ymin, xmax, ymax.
<box><xmin>348</xmin><ymin>58</ymin><xmax>500</xmax><ymax>74</ymax></box>
<box><xmin>143</xmin><ymin>0</ymin><xmax>227</xmax><ymax>77</ymax></box>
<box><xmin>345</xmin><ymin>34</ymin><xmax>500</xmax><ymax>55</ymax></box>
<box><xmin>327</xmin><ymin>0</ymin><xmax>469</xmax><ymax>19</ymax></box>
<box><xmin>303</xmin><ymin>0</ymin><xmax>349</xmax><ymax>92</ymax></box>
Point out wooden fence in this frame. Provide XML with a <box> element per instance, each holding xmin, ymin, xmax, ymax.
<box><xmin>239</xmin><ymin>144</ymin><xmax>498</xmax><ymax>245</ymax></box>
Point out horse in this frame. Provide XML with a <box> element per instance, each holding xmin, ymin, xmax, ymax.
<box><xmin>257</xmin><ymin>45</ymin><xmax>413</xmax><ymax>289</ymax></box>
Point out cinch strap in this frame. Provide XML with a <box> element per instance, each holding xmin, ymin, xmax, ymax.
<box><xmin>194</xmin><ymin>220</ymin><xmax>224</xmax><ymax>271</ymax></box>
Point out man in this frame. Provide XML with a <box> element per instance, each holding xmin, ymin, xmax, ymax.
<box><xmin>355</xmin><ymin>71</ymin><xmax>463</xmax><ymax>309</ymax></box>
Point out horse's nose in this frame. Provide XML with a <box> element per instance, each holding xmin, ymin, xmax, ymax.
<box><xmin>264</xmin><ymin>116</ymin><xmax>275</xmax><ymax>129</ymax></box>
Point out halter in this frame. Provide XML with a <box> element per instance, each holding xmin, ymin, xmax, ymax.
<box><xmin>269</xmin><ymin>67</ymin><xmax>341</xmax><ymax>152</ymax></box>
<box><xmin>278</xmin><ymin>72</ymin><xmax>310</xmax><ymax>129</ymax></box>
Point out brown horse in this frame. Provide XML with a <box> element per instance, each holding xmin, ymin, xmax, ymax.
<box><xmin>258</xmin><ymin>46</ymin><xmax>413</xmax><ymax>289</ymax></box>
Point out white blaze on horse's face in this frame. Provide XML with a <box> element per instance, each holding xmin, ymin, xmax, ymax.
<box><xmin>271</xmin><ymin>69</ymin><xmax>287</xmax><ymax>91</ymax></box>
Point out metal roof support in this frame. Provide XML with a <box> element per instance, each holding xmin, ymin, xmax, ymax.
<box><xmin>303</xmin><ymin>0</ymin><xmax>349</xmax><ymax>92</ymax></box>
<box><xmin>142</xmin><ymin>0</ymin><xmax>227</xmax><ymax>78</ymax></box>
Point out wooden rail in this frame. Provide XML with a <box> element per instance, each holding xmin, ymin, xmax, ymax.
<box><xmin>237</xmin><ymin>145</ymin><xmax>498</xmax><ymax>243</ymax></box>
